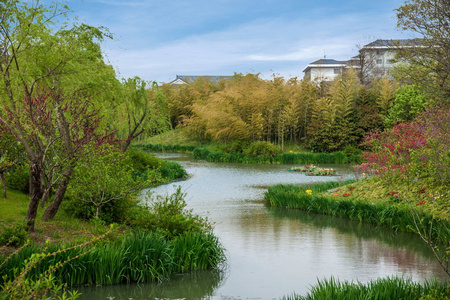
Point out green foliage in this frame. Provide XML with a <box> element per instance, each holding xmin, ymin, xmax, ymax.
<box><xmin>127</xmin><ymin>147</ymin><xmax>162</xmax><ymax>171</ymax></box>
<box><xmin>395</xmin><ymin>0</ymin><xmax>450</xmax><ymax>103</ymax></box>
<box><xmin>129</xmin><ymin>187</ymin><xmax>211</xmax><ymax>238</ymax></box>
<box><xmin>385</xmin><ymin>85</ymin><xmax>428</xmax><ymax>127</ymax></box>
<box><xmin>5</xmin><ymin>164</ymin><xmax>29</xmax><ymax>194</ymax></box>
<box><xmin>0</xmin><ymin>231</ymin><xmax>225</xmax><ymax>287</ymax></box>
<box><xmin>242</xmin><ymin>141</ymin><xmax>282</xmax><ymax>159</ymax></box>
<box><xmin>65</xmin><ymin>145</ymin><xmax>156</xmax><ymax>223</ymax></box>
<box><xmin>158</xmin><ymin>160</ymin><xmax>188</xmax><ymax>181</ymax></box>
<box><xmin>265</xmin><ymin>182</ymin><xmax>450</xmax><ymax>244</ymax></box>
<box><xmin>283</xmin><ymin>277</ymin><xmax>449</xmax><ymax>300</ymax></box>
<box><xmin>171</xmin><ymin>232</ymin><xmax>225</xmax><ymax>272</ymax></box>
<box><xmin>0</xmin><ymin>222</ymin><xmax>28</xmax><ymax>247</ymax></box>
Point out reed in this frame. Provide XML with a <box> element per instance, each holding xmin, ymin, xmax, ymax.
<box><xmin>171</xmin><ymin>232</ymin><xmax>226</xmax><ymax>273</ymax></box>
<box><xmin>0</xmin><ymin>231</ymin><xmax>226</xmax><ymax>287</ymax></box>
<box><xmin>282</xmin><ymin>277</ymin><xmax>449</xmax><ymax>300</ymax></box>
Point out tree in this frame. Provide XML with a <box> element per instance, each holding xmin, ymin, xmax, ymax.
<box><xmin>385</xmin><ymin>84</ymin><xmax>428</xmax><ymax>127</ymax></box>
<box><xmin>0</xmin><ymin>1</ymin><xmax>117</xmax><ymax>230</ymax></box>
<box><xmin>359</xmin><ymin>107</ymin><xmax>450</xmax><ymax>277</ymax></box>
<box><xmin>395</xmin><ymin>0</ymin><xmax>450</xmax><ymax>103</ymax></box>
<box><xmin>67</xmin><ymin>145</ymin><xmax>151</xmax><ymax>219</ymax></box>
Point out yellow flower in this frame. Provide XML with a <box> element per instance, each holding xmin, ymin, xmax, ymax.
<box><xmin>306</xmin><ymin>190</ymin><xmax>313</xmax><ymax>195</ymax></box>
<box><xmin>362</xmin><ymin>173</ymin><xmax>366</xmax><ymax>178</ymax></box>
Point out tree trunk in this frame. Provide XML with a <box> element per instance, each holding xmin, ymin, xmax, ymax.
<box><xmin>1</xmin><ymin>172</ymin><xmax>6</xmax><ymax>198</ymax></box>
<box><xmin>42</xmin><ymin>167</ymin><xmax>73</xmax><ymax>221</ymax></box>
<box><xmin>25</xmin><ymin>161</ymin><xmax>43</xmax><ymax>232</ymax></box>
<box><xmin>40</xmin><ymin>188</ymin><xmax>50</xmax><ymax>208</ymax></box>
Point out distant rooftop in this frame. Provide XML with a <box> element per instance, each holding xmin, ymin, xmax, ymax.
<box><xmin>363</xmin><ymin>39</ymin><xmax>423</xmax><ymax>48</ymax></box>
<box><xmin>302</xmin><ymin>58</ymin><xmax>347</xmax><ymax>73</ymax></box>
<box><xmin>170</xmin><ymin>75</ymin><xmax>233</xmax><ymax>85</ymax></box>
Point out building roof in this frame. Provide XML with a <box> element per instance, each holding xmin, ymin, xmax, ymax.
<box><xmin>169</xmin><ymin>75</ymin><xmax>233</xmax><ymax>85</ymax></box>
<box><xmin>302</xmin><ymin>59</ymin><xmax>347</xmax><ymax>73</ymax></box>
<box><xmin>363</xmin><ymin>39</ymin><xmax>423</xmax><ymax>49</ymax></box>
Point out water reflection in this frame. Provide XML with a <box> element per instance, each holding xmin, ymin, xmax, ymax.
<box><xmin>77</xmin><ymin>153</ymin><xmax>448</xmax><ymax>299</ymax></box>
<box><xmin>77</xmin><ymin>269</ymin><xmax>226</xmax><ymax>300</ymax></box>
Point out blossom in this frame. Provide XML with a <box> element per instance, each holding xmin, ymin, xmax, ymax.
<box><xmin>306</xmin><ymin>190</ymin><xmax>313</xmax><ymax>195</ymax></box>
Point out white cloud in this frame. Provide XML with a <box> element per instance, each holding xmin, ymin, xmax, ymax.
<box><xmin>98</xmin><ymin>3</ymin><xmax>408</xmax><ymax>83</ymax></box>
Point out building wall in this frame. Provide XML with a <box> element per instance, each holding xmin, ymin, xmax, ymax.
<box><xmin>310</xmin><ymin>67</ymin><xmax>341</xmax><ymax>81</ymax></box>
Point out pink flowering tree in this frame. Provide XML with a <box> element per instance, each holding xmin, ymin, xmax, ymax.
<box><xmin>359</xmin><ymin>107</ymin><xmax>450</xmax><ymax>276</ymax></box>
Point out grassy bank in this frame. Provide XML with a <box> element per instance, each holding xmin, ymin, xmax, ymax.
<box><xmin>0</xmin><ymin>151</ymin><xmax>225</xmax><ymax>299</ymax></box>
<box><xmin>0</xmin><ymin>230</ymin><xmax>225</xmax><ymax>286</ymax></box>
<box><xmin>265</xmin><ymin>179</ymin><xmax>450</xmax><ymax>246</ymax></box>
<box><xmin>282</xmin><ymin>277</ymin><xmax>449</xmax><ymax>300</ymax></box>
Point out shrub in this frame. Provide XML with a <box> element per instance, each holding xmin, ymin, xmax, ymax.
<box><xmin>5</xmin><ymin>164</ymin><xmax>29</xmax><ymax>194</ymax></box>
<box><xmin>243</xmin><ymin>141</ymin><xmax>282</xmax><ymax>159</ymax></box>
<box><xmin>0</xmin><ymin>222</ymin><xmax>28</xmax><ymax>247</ymax></box>
<box><xmin>127</xmin><ymin>148</ymin><xmax>161</xmax><ymax>172</ymax></box>
<box><xmin>129</xmin><ymin>187</ymin><xmax>211</xmax><ymax>238</ymax></box>
<box><xmin>158</xmin><ymin>160</ymin><xmax>187</xmax><ymax>181</ymax></box>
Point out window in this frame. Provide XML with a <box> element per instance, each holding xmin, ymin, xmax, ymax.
<box><xmin>376</xmin><ymin>59</ymin><xmax>382</xmax><ymax>65</ymax></box>
<box><xmin>333</xmin><ymin>68</ymin><xmax>340</xmax><ymax>74</ymax></box>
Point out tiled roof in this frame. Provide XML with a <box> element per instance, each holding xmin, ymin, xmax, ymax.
<box><xmin>363</xmin><ymin>39</ymin><xmax>423</xmax><ymax>48</ymax></box>
<box><xmin>309</xmin><ymin>59</ymin><xmax>347</xmax><ymax>65</ymax></box>
<box><xmin>175</xmin><ymin>75</ymin><xmax>233</xmax><ymax>83</ymax></box>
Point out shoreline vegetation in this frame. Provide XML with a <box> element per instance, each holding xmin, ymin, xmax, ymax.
<box><xmin>0</xmin><ymin>149</ymin><xmax>225</xmax><ymax>299</ymax></box>
<box><xmin>135</xmin><ymin>143</ymin><xmax>361</xmax><ymax>164</ymax></box>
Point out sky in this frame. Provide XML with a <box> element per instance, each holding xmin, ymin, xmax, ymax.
<box><xmin>59</xmin><ymin>0</ymin><xmax>416</xmax><ymax>84</ymax></box>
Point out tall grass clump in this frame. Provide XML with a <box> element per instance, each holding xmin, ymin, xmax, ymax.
<box><xmin>282</xmin><ymin>277</ymin><xmax>449</xmax><ymax>300</ymax></box>
<box><xmin>171</xmin><ymin>232</ymin><xmax>225</xmax><ymax>273</ymax></box>
<box><xmin>0</xmin><ymin>231</ymin><xmax>226</xmax><ymax>287</ymax></box>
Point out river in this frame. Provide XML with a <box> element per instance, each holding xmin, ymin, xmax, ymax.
<box><xmin>77</xmin><ymin>153</ymin><xmax>448</xmax><ymax>299</ymax></box>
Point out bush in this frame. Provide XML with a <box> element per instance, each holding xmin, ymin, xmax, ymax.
<box><xmin>158</xmin><ymin>160</ymin><xmax>187</xmax><ymax>181</ymax></box>
<box><xmin>127</xmin><ymin>148</ymin><xmax>161</xmax><ymax>172</ymax></box>
<box><xmin>0</xmin><ymin>222</ymin><xmax>28</xmax><ymax>247</ymax></box>
<box><xmin>128</xmin><ymin>187</ymin><xmax>211</xmax><ymax>238</ymax></box>
<box><xmin>220</xmin><ymin>141</ymin><xmax>249</xmax><ymax>154</ymax></box>
<box><xmin>243</xmin><ymin>141</ymin><xmax>282</xmax><ymax>159</ymax></box>
<box><xmin>6</xmin><ymin>164</ymin><xmax>29</xmax><ymax>194</ymax></box>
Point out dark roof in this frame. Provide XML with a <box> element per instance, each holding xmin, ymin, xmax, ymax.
<box><xmin>363</xmin><ymin>39</ymin><xmax>423</xmax><ymax>48</ymax></box>
<box><xmin>309</xmin><ymin>59</ymin><xmax>346</xmax><ymax>65</ymax></box>
<box><xmin>175</xmin><ymin>75</ymin><xmax>233</xmax><ymax>83</ymax></box>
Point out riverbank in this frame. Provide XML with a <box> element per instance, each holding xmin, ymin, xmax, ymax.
<box><xmin>136</xmin><ymin>143</ymin><xmax>360</xmax><ymax>164</ymax></box>
<box><xmin>0</xmin><ymin>188</ymin><xmax>226</xmax><ymax>299</ymax></box>
<box><xmin>0</xmin><ymin>150</ymin><xmax>226</xmax><ymax>299</ymax></box>
<box><xmin>265</xmin><ymin>178</ymin><xmax>450</xmax><ymax>245</ymax></box>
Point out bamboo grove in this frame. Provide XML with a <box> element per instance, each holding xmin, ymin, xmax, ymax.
<box><xmin>159</xmin><ymin>70</ymin><xmax>403</xmax><ymax>153</ymax></box>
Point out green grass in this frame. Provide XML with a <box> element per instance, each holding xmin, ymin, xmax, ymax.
<box><xmin>282</xmin><ymin>277</ymin><xmax>449</xmax><ymax>300</ymax></box>
<box><xmin>265</xmin><ymin>181</ymin><xmax>450</xmax><ymax>245</ymax></box>
<box><xmin>0</xmin><ymin>231</ymin><xmax>225</xmax><ymax>287</ymax></box>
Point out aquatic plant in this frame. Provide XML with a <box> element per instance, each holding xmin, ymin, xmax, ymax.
<box><xmin>281</xmin><ymin>277</ymin><xmax>449</xmax><ymax>300</ymax></box>
<box><xmin>0</xmin><ymin>231</ymin><xmax>226</xmax><ymax>287</ymax></box>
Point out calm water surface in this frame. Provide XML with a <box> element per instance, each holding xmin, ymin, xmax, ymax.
<box><xmin>78</xmin><ymin>153</ymin><xmax>447</xmax><ymax>300</ymax></box>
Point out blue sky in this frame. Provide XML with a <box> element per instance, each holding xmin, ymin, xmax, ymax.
<box><xmin>61</xmin><ymin>0</ymin><xmax>414</xmax><ymax>84</ymax></box>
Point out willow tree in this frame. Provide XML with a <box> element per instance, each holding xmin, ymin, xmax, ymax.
<box><xmin>0</xmin><ymin>0</ymin><xmax>118</xmax><ymax>230</ymax></box>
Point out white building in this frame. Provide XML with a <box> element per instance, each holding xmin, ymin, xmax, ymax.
<box><xmin>303</xmin><ymin>39</ymin><xmax>422</xmax><ymax>83</ymax></box>
<box><xmin>358</xmin><ymin>39</ymin><xmax>422</xmax><ymax>82</ymax></box>
<box><xmin>302</xmin><ymin>59</ymin><xmax>347</xmax><ymax>82</ymax></box>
